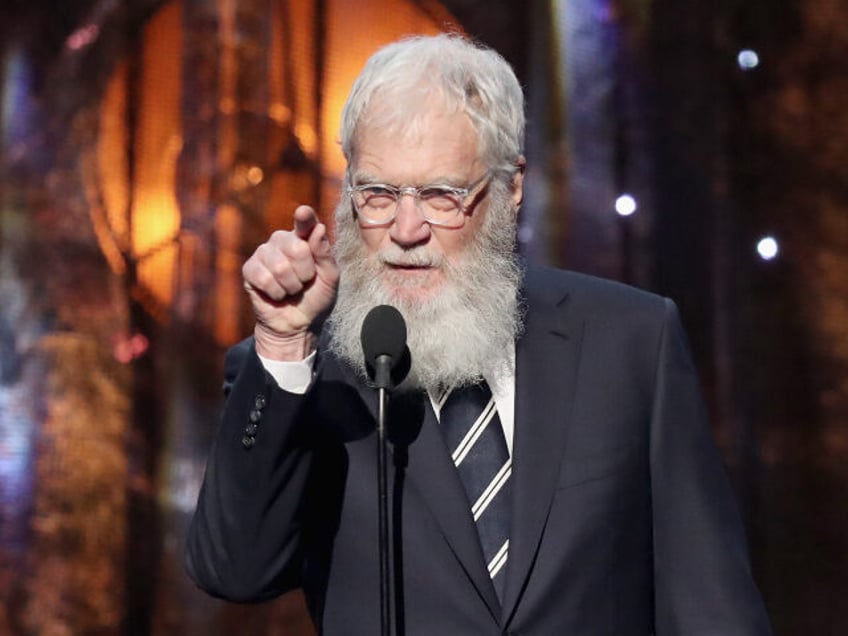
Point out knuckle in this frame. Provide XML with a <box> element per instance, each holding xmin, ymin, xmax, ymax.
<box><xmin>242</xmin><ymin>257</ymin><xmax>260</xmax><ymax>281</ymax></box>
<box><xmin>265</xmin><ymin>231</ymin><xmax>293</xmax><ymax>253</ymax></box>
<box><xmin>288</xmin><ymin>239</ymin><xmax>312</xmax><ymax>261</ymax></box>
<box><xmin>269</xmin><ymin>257</ymin><xmax>293</xmax><ymax>280</ymax></box>
<box><xmin>250</xmin><ymin>268</ymin><xmax>275</xmax><ymax>291</ymax></box>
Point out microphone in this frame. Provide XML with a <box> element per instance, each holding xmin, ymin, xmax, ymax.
<box><xmin>361</xmin><ymin>305</ymin><xmax>409</xmax><ymax>390</ymax></box>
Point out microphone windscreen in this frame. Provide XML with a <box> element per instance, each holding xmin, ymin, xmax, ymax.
<box><xmin>360</xmin><ymin>305</ymin><xmax>407</xmax><ymax>368</ymax></box>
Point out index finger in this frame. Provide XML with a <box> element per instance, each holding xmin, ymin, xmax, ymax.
<box><xmin>293</xmin><ymin>205</ymin><xmax>319</xmax><ymax>240</ymax></box>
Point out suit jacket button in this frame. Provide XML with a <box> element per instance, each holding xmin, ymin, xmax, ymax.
<box><xmin>241</xmin><ymin>435</ymin><xmax>256</xmax><ymax>449</ymax></box>
<box><xmin>253</xmin><ymin>394</ymin><xmax>267</xmax><ymax>410</ymax></box>
<box><xmin>249</xmin><ymin>408</ymin><xmax>262</xmax><ymax>423</ymax></box>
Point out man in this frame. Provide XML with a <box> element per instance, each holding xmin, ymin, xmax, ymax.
<box><xmin>186</xmin><ymin>34</ymin><xmax>772</xmax><ymax>635</ymax></box>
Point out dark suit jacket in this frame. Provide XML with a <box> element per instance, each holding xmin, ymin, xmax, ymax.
<box><xmin>186</xmin><ymin>266</ymin><xmax>772</xmax><ymax>635</ymax></box>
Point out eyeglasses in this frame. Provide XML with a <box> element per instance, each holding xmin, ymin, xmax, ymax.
<box><xmin>347</xmin><ymin>171</ymin><xmax>491</xmax><ymax>228</ymax></box>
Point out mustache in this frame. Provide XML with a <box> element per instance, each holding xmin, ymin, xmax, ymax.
<box><xmin>378</xmin><ymin>246</ymin><xmax>446</xmax><ymax>268</ymax></box>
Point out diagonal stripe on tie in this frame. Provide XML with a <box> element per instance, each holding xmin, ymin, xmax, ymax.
<box><xmin>452</xmin><ymin>399</ymin><xmax>499</xmax><ymax>465</ymax></box>
<box><xmin>487</xmin><ymin>539</ymin><xmax>509</xmax><ymax>579</ymax></box>
<box><xmin>439</xmin><ymin>381</ymin><xmax>511</xmax><ymax>601</ymax></box>
<box><xmin>472</xmin><ymin>459</ymin><xmax>511</xmax><ymax>520</ymax></box>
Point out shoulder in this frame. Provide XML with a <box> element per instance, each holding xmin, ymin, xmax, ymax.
<box><xmin>521</xmin><ymin>266</ymin><xmax>692</xmax><ymax>382</ymax></box>
<box><xmin>523</xmin><ymin>265</ymin><xmax>672</xmax><ymax>326</ymax></box>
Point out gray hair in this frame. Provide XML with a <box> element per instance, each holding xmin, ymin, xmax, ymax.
<box><xmin>339</xmin><ymin>33</ymin><xmax>525</xmax><ymax>179</ymax></box>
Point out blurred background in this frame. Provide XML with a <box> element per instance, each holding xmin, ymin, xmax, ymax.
<box><xmin>0</xmin><ymin>0</ymin><xmax>846</xmax><ymax>634</ymax></box>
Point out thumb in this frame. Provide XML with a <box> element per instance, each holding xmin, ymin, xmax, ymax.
<box><xmin>293</xmin><ymin>205</ymin><xmax>319</xmax><ymax>240</ymax></box>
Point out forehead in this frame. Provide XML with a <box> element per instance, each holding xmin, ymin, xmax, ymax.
<box><xmin>350</xmin><ymin>97</ymin><xmax>482</xmax><ymax>184</ymax></box>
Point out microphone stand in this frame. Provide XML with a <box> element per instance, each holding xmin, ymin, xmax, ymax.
<box><xmin>361</xmin><ymin>305</ymin><xmax>407</xmax><ymax>636</ymax></box>
<box><xmin>374</xmin><ymin>355</ymin><xmax>393</xmax><ymax>636</ymax></box>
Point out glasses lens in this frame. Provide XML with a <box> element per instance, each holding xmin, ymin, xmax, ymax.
<box><xmin>353</xmin><ymin>186</ymin><xmax>397</xmax><ymax>223</ymax></box>
<box><xmin>418</xmin><ymin>187</ymin><xmax>462</xmax><ymax>211</ymax></box>
<box><xmin>418</xmin><ymin>186</ymin><xmax>462</xmax><ymax>225</ymax></box>
<box><xmin>418</xmin><ymin>187</ymin><xmax>463</xmax><ymax>225</ymax></box>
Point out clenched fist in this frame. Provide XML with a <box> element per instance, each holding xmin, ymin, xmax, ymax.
<box><xmin>242</xmin><ymin>205</ymin><xmax>340</xmax><ymax>360</ymax></box>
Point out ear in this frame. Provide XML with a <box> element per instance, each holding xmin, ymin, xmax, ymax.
<box><xmin>511</xmin><ymin>155</ymin><xmax>526</xmax><ymax>213</ymax></box>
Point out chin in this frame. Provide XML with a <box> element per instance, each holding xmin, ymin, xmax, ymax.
<box><xmin>388</xmin><ymin>287</ymin><xmax>441</xmax><ymax>307</ymax></box>
<box><xmin>381</xmin><ymin>268</ymin><xmax>444</xmax><ymax>301</ymax></box>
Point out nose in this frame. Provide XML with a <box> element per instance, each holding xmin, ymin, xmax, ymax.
<box><xmin>389</xmin><ymin>194</ymin><xmax>431</xmax><ymax>246</ymax></box>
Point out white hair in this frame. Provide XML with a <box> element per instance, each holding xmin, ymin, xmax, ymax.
<box><xmin>339</xmin><ymin>33</ymin><xmax>525</xmax><ymax>180</ymax></box>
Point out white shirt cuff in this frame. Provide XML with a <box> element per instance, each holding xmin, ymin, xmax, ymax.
<box><xmin>257</xmin><ymin>349</ymin><xmax>316</xmax><ymax>394</ymax></box>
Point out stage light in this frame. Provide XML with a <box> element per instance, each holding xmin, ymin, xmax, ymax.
<box><xmin>737</xmin><ymin>49</ymin><xmax>760</xmax><ymax>70</ymax></box>
<box><xmin>756</xmin><ymin>236</ymin><xmax>779</xmax><ymax>261</ymax></box>
<box><xmin>615</xmin><ymin>194</ymin><xmax>637</xmax><ymax>217</ymax></box>
<box><xmin>66</xmin><ymin>24</ymin><xmax>101</xmax><ymax>51</ymax></box>
<box><xmin>247</xmin><ymin>166</ymin><xmax>264</xmax><ymax>185</ymax></box>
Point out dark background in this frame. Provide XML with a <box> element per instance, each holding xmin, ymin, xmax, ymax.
<box><xmin>1</xmin><ymin>0</ymin><xmax>846</xmax><ymax>634</ymax></box>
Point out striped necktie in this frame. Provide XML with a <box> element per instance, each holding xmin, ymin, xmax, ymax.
<box><xmin>438</xmin><ymin>381</ymin><xmax>512</xmax><ymax>601</ymax></box>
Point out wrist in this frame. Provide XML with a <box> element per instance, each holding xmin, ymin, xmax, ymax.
<box><xmin>253</xmin><ymin>324</ymin><xmax>318</xmax><ymax>361</ymax></box>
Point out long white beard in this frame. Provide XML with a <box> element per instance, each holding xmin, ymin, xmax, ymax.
<box><xmin>326</xmin><ymin>184</ymin><xmax>524</xmax><ymax>393</ymax></box>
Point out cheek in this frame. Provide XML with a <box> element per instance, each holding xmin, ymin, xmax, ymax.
<box><xmin>441</xmin><ymin>215</ymin><xmax>483</xmax><ymax>260</ymax></box>
<box><xmin>359</xmin><ymin>226</ymin><xmax>388</xmax><ymax>253</ymax></box>
<box><xmin>438</xmin><ymin>233</ymin><xmax>469</xmax><ymax>261</ymax></box>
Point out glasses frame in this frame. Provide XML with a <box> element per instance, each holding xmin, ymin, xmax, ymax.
<box><xmin>347</xmin><ymin>171</ymin><xmax>492</xmax><ymax>227</ymax></box>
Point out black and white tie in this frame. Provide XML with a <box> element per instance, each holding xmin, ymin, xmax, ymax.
<box><xmin>438</xmin><ymin>381</ymin><xmax>511</xmax><ymax>600</ymax></box>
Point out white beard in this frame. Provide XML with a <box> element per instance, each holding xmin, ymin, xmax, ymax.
<box><xmin>326</xmin><ymin>183</ymin><xmax>524</xmax><ymax>393</ymax></box>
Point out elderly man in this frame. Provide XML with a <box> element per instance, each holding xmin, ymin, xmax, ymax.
<box><xmin>186</xmin><ymin>34</ymin><xmax>772</xmax><ymax>635</ymax></box>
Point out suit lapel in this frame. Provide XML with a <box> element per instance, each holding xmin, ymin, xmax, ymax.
<box><xmin>501</xmin><ymin>268</ymin><xmax>584</xmax><ymax>624</ymax></box>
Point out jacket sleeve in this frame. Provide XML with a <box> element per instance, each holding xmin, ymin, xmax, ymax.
<box><xmin>651</xmin><ymin>299</ymin><xmax>772</xmax><ymax>635</ymax></box>
<box><xmin>184</xmin><ymin>339</ymin><xmax>315</xmax><ymax>602</ymax></box>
